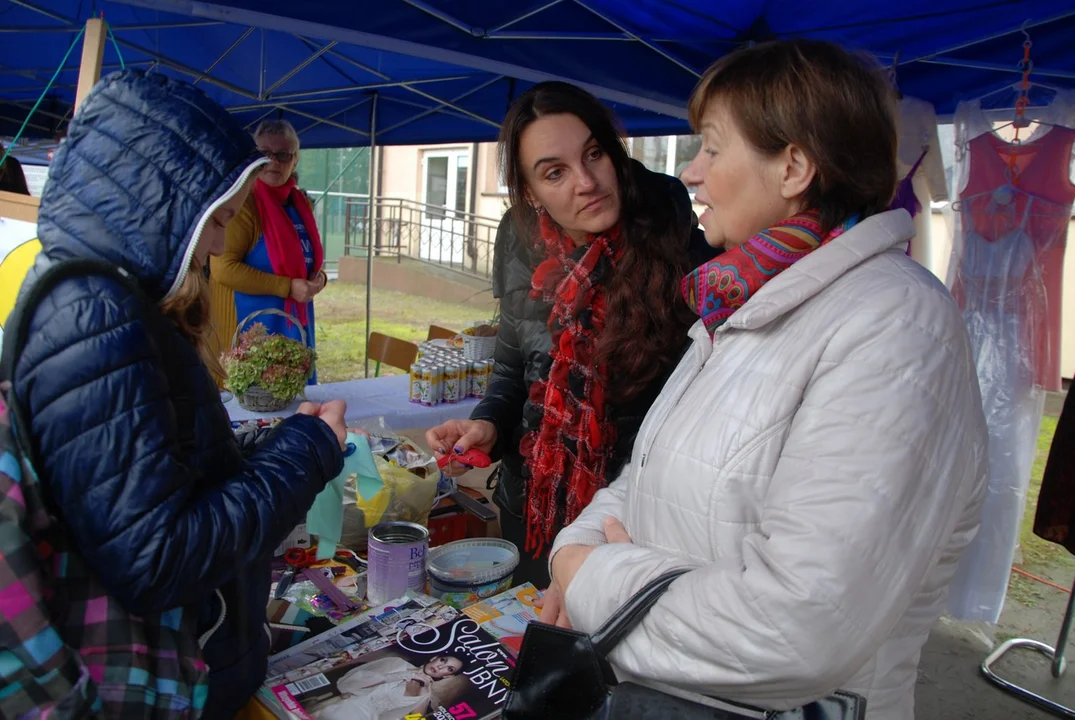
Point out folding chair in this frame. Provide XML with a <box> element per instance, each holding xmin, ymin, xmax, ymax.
<box><xmin>427</xmin><ymin>325</ymin><xmax>458</xmax><ymax>341</ymax></box>
<box><xmin>366</xmin><ymin>332</ymin><xmax>419</xmax><ymax>377</ymax></box>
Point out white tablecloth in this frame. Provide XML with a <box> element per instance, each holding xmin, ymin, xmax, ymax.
<box><xmin>224</xmin><ymin>375</ymin><xmax>479</xmax><ymax>431</ymax></box>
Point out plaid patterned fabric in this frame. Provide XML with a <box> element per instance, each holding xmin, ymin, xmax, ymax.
<box><xmin>0</xmin><ymin>260</ymin><xmax>212</xmax><ymax>719</ymax></box>
<box><xmin>0</xmin><ymin>386</ymin><xmax>100</xmax><ymax>718</ymax></box>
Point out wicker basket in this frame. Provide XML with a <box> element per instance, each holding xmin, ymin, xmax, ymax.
<box><xmin>462</xmin><ymin>332</ymin><xmax>497</xmax><ymax>361</ymax></box>
<box><xmin>229</xmin><ymin>308</ymin><xmax>310</xmax><ymax>413</ymax></box>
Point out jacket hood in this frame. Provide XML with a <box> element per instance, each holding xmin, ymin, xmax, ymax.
<box><xmin>37</xmin><ymin>70</ymin><xmax>267</xmax><ymax>302</ymax></box>
<box><xmin>715</xmin><ymin>209</ymin><xmax>917</xmax><ymax>336</ymax></box>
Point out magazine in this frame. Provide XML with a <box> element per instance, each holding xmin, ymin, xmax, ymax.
<box><xmin>460</xmin><ymin>583</ymin><xmax>543</xmax><ymax>655</ymax></box>
<box><xmin>271</xmin><ymin>616</ymin><xmax>513</xmax><ymax>720</ymax></box>
<box><xmin>267</xmin><ymin>592</ymin><xmax>460</xmax><ymax>685</ymax></box>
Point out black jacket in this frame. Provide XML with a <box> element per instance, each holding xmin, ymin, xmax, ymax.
<box><xmin>471</xmin><ymin>161</ymin><xmax>717</xmax><ymax>521</ymax></box>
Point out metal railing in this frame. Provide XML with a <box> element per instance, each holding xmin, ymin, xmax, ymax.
<box><xmin>342</xmin><ymin>196</ymin><xmax>500</xmax><ymax>279</ymax></box>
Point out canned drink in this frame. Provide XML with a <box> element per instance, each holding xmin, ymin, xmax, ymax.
<box><xmin>442</xmin><ymin>364</ymin><xmax>463</xmax><ymax>403</ymax></box>
<box><xmin>367</xmin><ymin>521</ymin><xmax>429</xmax><ymax>605</ymax></box>
<box><xmin>416</xmin><ymin>365</ymin><xmax>435</xmax><ymax>406</ymax></box>
<box><xmin>471</xmin><ymin>360</ymin><xmax>491</xmax><ymax>399</ymax></box>
<box><xmin>408</xmin><ymin>363</ymin><xmax>424</xmax><ymax>404</ymax></box>
<box><xmin>464</xmin><ymin>361</ymin><xmax>476</xmax><ymax>399</ymax></box>
<box><xmin>425</xmin><ymin>365</ymin><xmax>444</xmax><ymax>406</ymax></box>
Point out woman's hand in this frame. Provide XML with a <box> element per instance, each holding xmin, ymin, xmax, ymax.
<box><xmin>309</xmin><ymin>270</ymin><xmax>328</xmax><ymax>297</ymax></box>
<box><xmin>534</xmin><ymin>580</ymin><xmax>571</xmax><ymax>628</ymax></box>
<box><xmin>290</xmin><ymin>277</ymin><xmax>316</xmax><ymax>303</ymax></box>
<box><xmin>548</xmin><ymin>517</ymin><xmax>635</xmax><ymax>626</ymax></box>
<box><xmin>549</xmin><ymin>545</ymin><xmax>598</xmax><ymax>617</ymax></box>
<box><xmin>297</xmin><ymin>399</ymin><xmax>348</xmax><ymax>450</ymax></box>
<box><xmin>425</xmin><ymin>419</ymin><xmax>497</xmax><ymax>476</ymax></box>
<box><xmin>404</xmin><ymin>675</ymin><xmax>430</xmax><ymax>696</ymax></box>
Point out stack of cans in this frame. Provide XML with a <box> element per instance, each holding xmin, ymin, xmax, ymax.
<box><xmin>409</xmin><ymin>344</ymin><xmax>492</xmax><ymax>407</ymax></box>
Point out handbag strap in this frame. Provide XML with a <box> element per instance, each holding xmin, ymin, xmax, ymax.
<box><xmin>591</xmin><ymin>568</ymin><xmax>690</xmax><ymax>657</ymax></box>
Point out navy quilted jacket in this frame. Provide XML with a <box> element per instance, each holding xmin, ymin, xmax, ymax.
<box><xmin>12</xmin><ymin>71</ymin><xmax>344</xmax><ymax>716</ymax></box>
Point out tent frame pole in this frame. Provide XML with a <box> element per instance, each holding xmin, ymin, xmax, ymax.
<box><xmin>364</xmin><ymin>93</ymin><xmax>378</xmax><ymax>379</ymax></box>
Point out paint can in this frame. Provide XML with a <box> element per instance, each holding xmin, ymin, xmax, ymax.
<box><xmin>366</xmin><ymin>521</ymin><xmax>429</xmax><ymax>605</ymax></box>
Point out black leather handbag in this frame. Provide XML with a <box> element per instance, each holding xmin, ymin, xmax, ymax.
<box><xmin>503</xmin><ymin>570</ymin><xmax>868</xmax><ymax>720</ymax></box>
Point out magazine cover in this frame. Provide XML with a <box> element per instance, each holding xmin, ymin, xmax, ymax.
<box><xmin>272</xmin><ymin>616</ymin><xmax>513</xmax><ymax>720</ymax></box>
<box><xmin>267</xmin><ymin>592</ymin><xmax>459</xmax><ymax>685</ymax></box>
<box><xmin>460</xmin><ymin>583</ymin><xmax>543</xmax><ymax>655</ymax></box>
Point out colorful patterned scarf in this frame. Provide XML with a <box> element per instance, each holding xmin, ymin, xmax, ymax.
<box><xmin>682</xmin><ymin>210</ymin><xmax>853</xmax><ymax>336</ymax></box>
<box><xmin>519</xmin><ymin>213</ymin><xmax>624</xmax><ymax>557</ymax></box>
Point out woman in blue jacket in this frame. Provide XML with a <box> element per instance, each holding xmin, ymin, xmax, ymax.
<box><xmin>10</xmin><ymin>71</ymin><xmax>347</xmax><ymax>717</ymax></box>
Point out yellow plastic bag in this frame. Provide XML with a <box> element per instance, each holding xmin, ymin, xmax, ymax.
<box><xmin>339</xmin><ymin>436</ymin><xmax>439</xmax><ymax>549</ymax></box>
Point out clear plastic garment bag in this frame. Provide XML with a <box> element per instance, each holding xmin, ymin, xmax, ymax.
<box><xmin>945</xmin><ymin>91</ymin><xmax>1075</xmax><ymax>622</ymax></box>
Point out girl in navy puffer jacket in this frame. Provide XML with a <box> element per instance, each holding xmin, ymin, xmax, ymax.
<box><xmin>10</xmin><ymin>70</ymin><xmax>347</xmax><ymax>717</ymax></box>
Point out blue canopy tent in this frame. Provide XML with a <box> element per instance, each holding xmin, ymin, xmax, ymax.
<box><xmin>2</xmin><ymin>0</ymin><xmax>1075</xmax><ymax>155</ymax></box>
<box><xmin>4</xmin><ymin>7</ymin><xmax>1075</xmax><ymax>709</ymax></box>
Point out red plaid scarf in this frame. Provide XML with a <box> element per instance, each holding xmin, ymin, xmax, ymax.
<box><xmin>519</xmin><ymin>213</ymin><xmax>624</xmax><ymax>556</ymax></box>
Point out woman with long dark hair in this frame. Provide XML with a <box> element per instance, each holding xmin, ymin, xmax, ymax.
<box><xmin>426</xmin><ymin>81</ymin><xmax>715</xmax><ymax>597</ymax></box>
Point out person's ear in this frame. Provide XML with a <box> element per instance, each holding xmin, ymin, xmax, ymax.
<box><xmin>779</xmin><ymin>144</ymin><xmax>816</xmax><ymax>200</ymax></box>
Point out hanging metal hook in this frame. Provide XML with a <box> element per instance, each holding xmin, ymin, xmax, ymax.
<box><xmin>1021</xmin><ymin>20</ymin><xmax>1033</xmax><ymax>50</ymax></box>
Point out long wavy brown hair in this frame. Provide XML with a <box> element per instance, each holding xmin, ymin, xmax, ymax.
<box><xmin>499</xmin><ymin>82</ymin><xmax>698</xmax><ymax>404</ymax></box>
<box><xmin>160</xmin><ymin>255</ymin><xmax>224</xmax><ymax>378</ymax></box>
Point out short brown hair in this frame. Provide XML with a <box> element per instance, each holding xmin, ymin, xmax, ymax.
<box><xmin>688</xmin><ymin>39</ymin><xmax>898</xmax><ymax>233</ymax></box>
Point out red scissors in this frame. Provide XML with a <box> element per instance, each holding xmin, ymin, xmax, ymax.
<box><xmin>436</xmin><ymin>447</ymin><xmax>492</xmax><ymax>471</ymax></box>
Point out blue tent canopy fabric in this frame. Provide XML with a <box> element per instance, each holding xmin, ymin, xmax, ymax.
<box><xmin>1</xmin><ymin>0</ymin><xmax>1074</xmax><ymax>150</ymax></box>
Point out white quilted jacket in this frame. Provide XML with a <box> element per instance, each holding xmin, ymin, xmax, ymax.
<box><xmin>552</xmin><ymin>210</ymin><xmax>989</xmax><ymax>720</ymax></box>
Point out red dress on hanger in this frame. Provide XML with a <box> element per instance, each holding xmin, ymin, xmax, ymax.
<box><xmin>946</xmin><ymin>102</ymin><xmax>1075</xmax><ymax>621</ymax></box>
<box><xmin>952</xmin><ymin>125</ymin><xmax>1075</xmax><ymax>392</ymax></box>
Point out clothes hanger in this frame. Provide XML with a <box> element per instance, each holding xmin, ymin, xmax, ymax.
<box><xmin>977</xmin><ymin>24</ymin><xmax>1062</xmax><ymax>134</ymax></box>
<box><xmin>950</xmin><ymin>184</ymin><xmax>1067</xmax><ymax>216</ymax></box>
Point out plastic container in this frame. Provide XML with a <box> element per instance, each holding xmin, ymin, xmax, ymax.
<box><xmin>426</xmin><ymin>538</ymin><xmax>520</xmax><ymax>608</ymax></box>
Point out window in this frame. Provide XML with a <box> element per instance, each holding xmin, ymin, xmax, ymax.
<box><xmin>423</xmin><ymin>149</ymin><xmax>470</xmax><ymax>218</ymax></box>
<box><xmin>425</xmin><ymin>156</ymin><xmax>449</xmax><ymax>219</ymax></box>
<box><xmin>628</xmin><ymin>136</ymin><xmax>669</xmax><ymax>175</ymax></box>
<box><xmin>455</xmin><ymin>153</ymin><xmax>469</xmax><ymax>213</ymax></box>
<box><xmin>628</xmin><ymin>134</ymin><xmax>701</xmax><ymax>181</ymax></box>
<box><xmin>497</xmin><ymin>151</ymin><xmax>509</xmax><ymax>194</ymax></box>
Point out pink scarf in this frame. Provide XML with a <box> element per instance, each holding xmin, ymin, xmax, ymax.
<box><xmin>252</xmin><ymin>177</ymin><xmax>323</xmax><ymax>325</ymax></box>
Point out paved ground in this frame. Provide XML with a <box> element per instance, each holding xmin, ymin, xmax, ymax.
<box><xmin>915</xmin><ymin>389</ymin><xmax>1074</xmax><ymax>719</ymax></box>
<box><xmin>917</xmin><ymin>567</ymin><xmax>1075</xmax><ymax>719</ymax></box>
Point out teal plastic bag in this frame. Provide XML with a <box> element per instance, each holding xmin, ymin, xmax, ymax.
<box><xmin>306</xmin><ymin>432</ymin><xmax>383</xmax><ymax>560</ymax></box>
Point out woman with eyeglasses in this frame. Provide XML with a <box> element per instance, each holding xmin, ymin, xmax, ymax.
<box><xmin>209</xmin><ymin>119</ymin><xmax>326</xmax><ymax>384</ymax></box>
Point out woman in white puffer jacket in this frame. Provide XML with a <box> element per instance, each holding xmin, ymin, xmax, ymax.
<box><xmin>543</xmin><ymin>39</ymin><xmax>989</xmax><ymax>720</ymax></box>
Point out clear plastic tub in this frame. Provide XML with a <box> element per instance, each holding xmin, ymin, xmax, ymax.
<box><xmin>426</xmin><ymin>538</ymin><xmax>520</xmax><ymax>608</ymax></box>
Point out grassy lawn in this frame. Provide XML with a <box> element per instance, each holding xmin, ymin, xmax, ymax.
<box><xmin>314</xmin><ymin>281</ymin><xmax>494</xmax><ymax>382</ymax></box>
<box><xmin>1008</xmin><ymin>414</ymin><xmax>1068</xmax><ymax>606</ymax></box>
